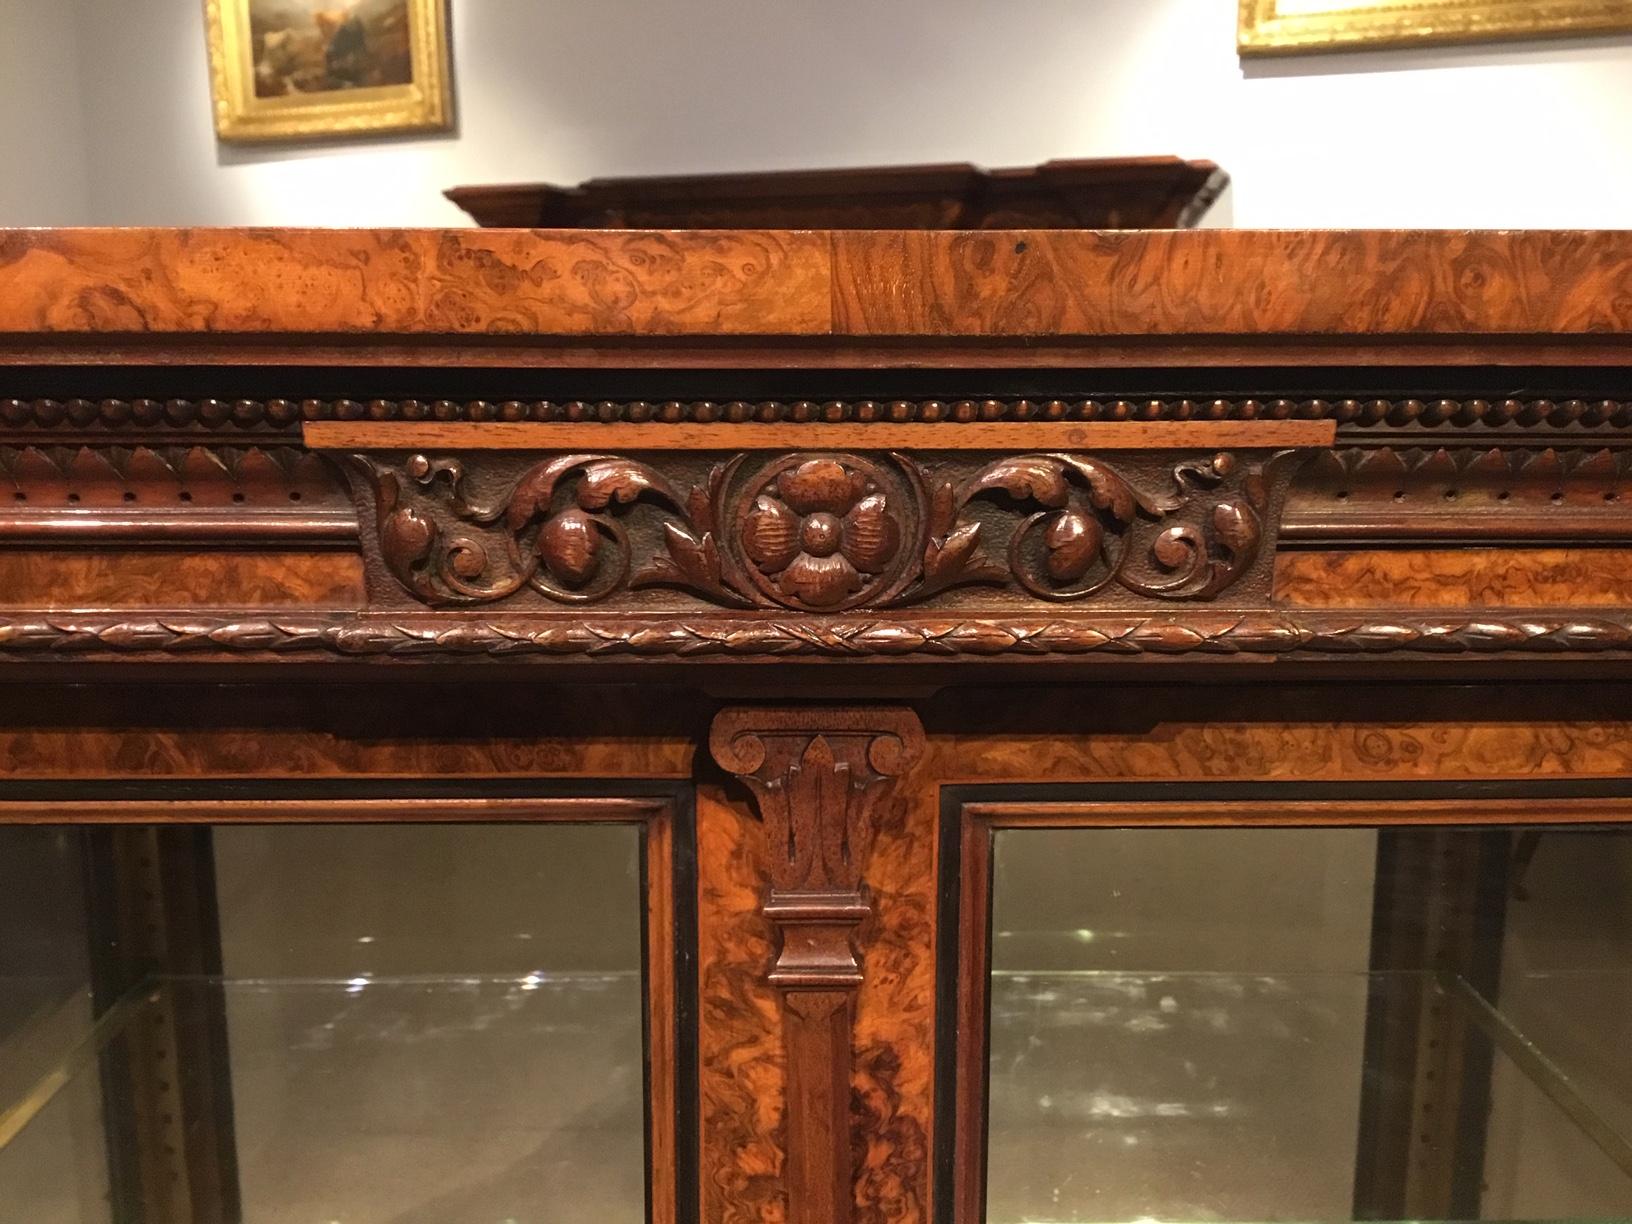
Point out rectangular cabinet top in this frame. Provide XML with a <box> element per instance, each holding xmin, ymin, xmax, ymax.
<box><xmin>3</xmin><ymin>227</ymin><xmax>1631</xmax><ymax>344</ymax></box>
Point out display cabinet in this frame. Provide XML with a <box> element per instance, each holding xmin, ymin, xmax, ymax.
<box><xmin>1</xmin><ymin>226</ymin><xmax>1631</xmax><ymax>1223</ymax></box>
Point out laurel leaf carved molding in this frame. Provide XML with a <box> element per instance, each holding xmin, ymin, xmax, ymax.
<box><xmin>0</xmin><ymin>612</ymin><xmax>1631</xmax><ymax>659</ymax></box>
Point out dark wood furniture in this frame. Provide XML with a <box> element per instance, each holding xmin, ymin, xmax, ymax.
<box><xmin>445</xmin><ymin>157</ymin><xmax>1227</xmax><ymax>229</ymax></box>
<box><xmin>2</xmin><ymin>226</ymin><xmax>1632</xmax><ymax>1224</ymax></box>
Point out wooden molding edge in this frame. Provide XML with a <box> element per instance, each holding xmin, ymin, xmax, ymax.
<box><xmin>0</xmin><ymin>610</ymin><xmax>1631</xmax><ymax>660</ymax></box>
<box><xmin>8</xmin><ymin>397</ymin><xmax>1630</xmax><ymax>437</ymax></box>
<box><xmin>303</xmin><ymin>420</ymin><xmax>1337</xmax><ymax>452</ymax></box>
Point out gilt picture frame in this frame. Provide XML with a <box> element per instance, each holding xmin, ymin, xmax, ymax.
<box><xmin>1239</xmin><ymin>0</ymin><xmax>1632</xmax><ymax>55</ymax></box>
<box><xmin>204</xmin><ymin>0</ymin><xmax>452</xmax><ymax>143</ymax></box>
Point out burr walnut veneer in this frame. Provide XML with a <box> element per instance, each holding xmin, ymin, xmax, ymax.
<box><xmin>3</xmin><ymin>227</ymin><xmax>1632</xmax><ymax>1224</ymax></box>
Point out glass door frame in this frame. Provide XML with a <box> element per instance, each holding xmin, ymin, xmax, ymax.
<box><xmin>934</xmin><ymin>780</ymin><xmax>1632</xmax><ymax>1224</ymax></box>
<box><xmin>0</xmin><ymin>779</ymin><xmax>698</xmax><ymax>1224</ymax></box>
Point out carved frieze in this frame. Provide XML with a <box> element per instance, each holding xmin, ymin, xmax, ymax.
<box><xmin>1</xmin><ymin>390</ymin><xmax>1631</xmax><ymax>662</ymax></box>
<box><xmin>348</xmin><ymin>447</ymin><xmax>1298</xmax><ymax>612</ymax></box>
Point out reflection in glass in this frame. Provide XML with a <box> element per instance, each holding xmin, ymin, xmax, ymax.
<box><xmin>0</xmin><ymin>976</ymin><xmax>644</xmax><ymax>1222</ymax></box>
<box><xmin>986</xmin><ymin>825</ymin><xmax>1632</xmax><ymax>1223</ymax></box>
<box><xmin>0</xmin><ymin>829</ymin><xmax>103</xmax><ymax>1223</ymax></box>
<box><xmin>0</xmin><ymin>1003</ymin><xmax>110</xmax><ymax>1224</ymax></box>
<box><xmin>213</xmin><ymin>823</ymin><xmax>648</xmax><ymax>1219</ymax></box>
<box><xmin>0</xmin><ymin>822</ymin><xmax>649</xmax><ymax>1223</ymax></box>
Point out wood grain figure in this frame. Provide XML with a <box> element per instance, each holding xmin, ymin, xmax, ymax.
<box><xmin>3</xmin><ymin>229</ymin><xmax>1632</xmax><ymax>342</ymax></box>
<box><xmin>710</xmin><ymin>707</ymin><xmax>925</xmax><ymax>1224</ymax></box>
<box><xmin>1276</xmin><ymin>548</ymin><xmax>1632</xmax><ymax>607</ymax></box>
<box><xmin>0</xmin><ymin>229</ymin><xmax>830</xmax><ymax>337</ymax></box>
<box><xmin>3</xmin><ymin>223</ymin><xmax>1632</xmax><ymax>1224</ymax></box>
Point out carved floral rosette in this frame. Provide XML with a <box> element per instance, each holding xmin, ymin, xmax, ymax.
<box><xmin>348</xmin><ymin>448</ymin><xmax>1301</xmax><ymax>612</ymax></box>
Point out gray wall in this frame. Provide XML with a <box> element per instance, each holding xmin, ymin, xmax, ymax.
<box><xmin>9</xmin><ymin>1</ymin><xmax>1632</xmax><ymax>227</ymax></box>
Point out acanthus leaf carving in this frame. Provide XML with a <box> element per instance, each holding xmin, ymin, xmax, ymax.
<box><xmin>350</xmin><ymin>446</ymin><xmax>1302</xmax><ymax>613</ymax></box>
<box><xmin>361</xmin><ymin>450</ymin><xmax>707</xmax><ymax>606</ymax></box>
<box><xmin>710</xmin><ymin>710</ymin><xmax>921</xmax><ymax>902</ymax></box>
<box><xmin>921</xmin><ymin>519</ymin><xmax>990</xmax><ymax>592</ymax></box>
<box><xmin>905</xmin><ymin>448</ymin><xmax>1283</xmax><ymax>605</ymax></box>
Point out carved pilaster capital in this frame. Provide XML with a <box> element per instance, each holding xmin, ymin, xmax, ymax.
<box><xmin>709</xmin><ymin>706</ymin><xmax>924</xmax><ymax>987</ymax></box>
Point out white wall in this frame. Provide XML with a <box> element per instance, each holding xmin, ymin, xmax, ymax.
<box><xmin>11</xmin><ymin>1</ymin><xmax>1632</xmax><ymax>228</ymax></box>
<box><xmin>0</xmin><ymin>0</ymin><xmax>93</xmax><ymax>225</ymax></box>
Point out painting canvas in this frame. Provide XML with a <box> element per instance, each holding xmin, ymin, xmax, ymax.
<box><xmin>205</xmin><ymin>0</ymin><xmax>451</xmax><ymax>142</ymax></box>
<box><xmin>1238</xmin><ymin>0</ymin><xmax>1632</xmax><ymax>55</ymax></box>
<box><xmin>249</xmin><ymin>0</ymin><xmax>414</xmax><ymax>97</ymax></box>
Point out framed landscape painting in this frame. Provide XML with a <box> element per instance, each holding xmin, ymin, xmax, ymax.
<box><xmin>1239</xmin><ymin>0</ymin><xmax>1632</xmax><ymax>55</ymax></box>
<box><xmin>204</xmin><ymin>0</ymin><xmax>452</xmax><ymax>142</ymax></box>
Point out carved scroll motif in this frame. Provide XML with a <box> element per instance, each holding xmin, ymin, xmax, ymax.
<box><xmin>352</xmin><ymin>448</ymin><xmax>1294</xmax><ymax>611</ymax></box>
<box><xmin>709</xmin><ymin>706</ymin><xmax>925</xmax><ymax>1224</ymax></box>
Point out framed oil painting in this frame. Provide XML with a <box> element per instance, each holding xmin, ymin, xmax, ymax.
<box><xmin>204</xmin><ymin>0</ymin><xmax>452</xmax><ymax>142</ymax></box>
<box><xmin>1239</xmin><ymin>0</ymin><xmax>1632</xmax><ymax>55</ymax></box>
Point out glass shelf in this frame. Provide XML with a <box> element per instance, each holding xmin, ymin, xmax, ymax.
<box><xmin>985</xmin><ymin>969</ymin><xmax>1632</xmax><ymax>1224</ymax></box>
<box><xmin>0</xmin><ymin>973</ymin><xmax>647</xmax><ymax>1223</ymax></box>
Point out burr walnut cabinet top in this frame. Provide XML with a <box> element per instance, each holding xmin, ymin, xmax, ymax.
<box><xmin>4</xmin><ymin>227</ymin><xmax>1632</xmax><ymax>361</ymax></box>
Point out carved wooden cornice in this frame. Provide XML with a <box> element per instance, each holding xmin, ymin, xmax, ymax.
<box><xmin>6</xmin><ymin>419</ymin><xmax>1630</xmax><ymax>554</ymax></box>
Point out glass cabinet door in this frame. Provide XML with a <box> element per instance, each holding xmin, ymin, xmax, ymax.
<box><xmin>948</xmin><ymin>793</ymin><xmax>1632</xmax><ymax>1224</ymax></box>
<box><xmin>0</xmin><ymin>793</ymin><xmax>690</xmax><ymax>1224</ymax></box>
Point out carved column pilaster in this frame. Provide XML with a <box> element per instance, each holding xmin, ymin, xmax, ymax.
<box><xmin>709</xmin><ymin>706</ymin><xmax>925</xmax><ymax>1224</ymax></box>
